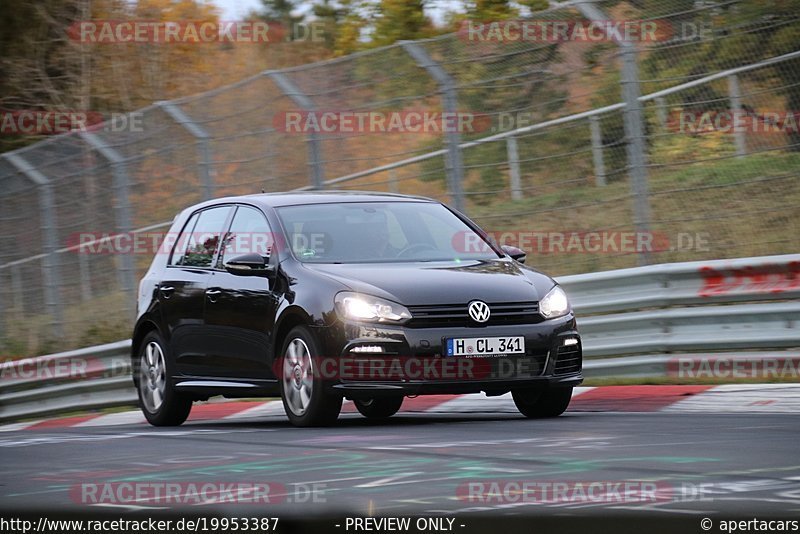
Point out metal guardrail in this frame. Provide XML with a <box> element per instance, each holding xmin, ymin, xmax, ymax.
<box><xmin>1</xmin><ymin>254</ymin><xmax>798</xmax><ymax>423</ymax></box>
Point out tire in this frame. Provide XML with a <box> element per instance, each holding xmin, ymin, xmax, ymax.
<box><xmin>512</xmin><ymin>387</ymin><xmax>573</xmax><ymax>418</ymax></box>
<box><xmin>279</xmin><ymin>326</ymin><xmax>343</xmax><ymax>427</ymax></box>
<box><xmin>135</xmin><ymin>331</ymin><xmax>192</xmax><ymax>426</ymax></box>
<box><xmin>354</xmin><ymin>396</ymin><xmax>403</xmax><ymax>419</ymax></box>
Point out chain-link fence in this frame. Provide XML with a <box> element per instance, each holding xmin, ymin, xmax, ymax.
<box><xmin>1</xmin><ymin>0</ymin><xmax>799</xmax><ymax>354</ymax></box>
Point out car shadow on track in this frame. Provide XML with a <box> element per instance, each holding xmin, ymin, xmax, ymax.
<box><xmin>180</xmin><ymin>411</ymin><xmax>591</xmax><ymax>430</ymax></box>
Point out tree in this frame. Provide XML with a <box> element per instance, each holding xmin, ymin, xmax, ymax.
<box><xmin>467</xmin><ymin>0</ymin><xmax>517</xmax><ymax>21</ymax></box>
<box><xmin>518</xmin><ymin>0</ymin><xmax>550</xmax><ymax>11</ymax></box>
<box><xmin>370</xmin><ymin>0</ymin><xmax>431</xmax><ymax>47</ymax></box>
<box><xmin>259</xmin><ymin>0</ymin><xmax>305</xmax><ymax>40</ymax></box>
<box><xmin>0</xmin><ymin>0</ymin><xmax>84</xmax><ymax>151</ymax></box>
<box><xmin>312</xmin><ymin>0</ymin><xmax>367</xmax><ymax>54</ymax></box>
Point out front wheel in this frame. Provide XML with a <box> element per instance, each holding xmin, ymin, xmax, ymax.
<box><xmin>136</xmin><ymin>332</ymin><xmax>192</xmax><ymax>426</ymax></box>
<box><xmin>279</xmin><ymin>326</ymin><xmax>343</xmax><ymax>427</ymax></box>
<box><xmin>354</xmin><ymin>397</ymin><xmax>403</xmax><ymax>419</ymax></box>
<box><xmin>512</xmin><ymin>387</ymin><xmax>573</xmax><ymax>418</ymax></box>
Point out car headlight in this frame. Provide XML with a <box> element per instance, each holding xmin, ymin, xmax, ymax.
<box><xmin>335</xmin><ymin>292</ymin><xmax>411</xmax><ymax>323</ymax></box>
<box><xmin>539</xmin><ymin>285</ymin><xmax>570</xmax><ymax>319</ymax></box>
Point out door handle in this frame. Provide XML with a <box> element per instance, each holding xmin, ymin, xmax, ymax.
<box><xmin>206</xmin><ymin>288</ymin><xmax>222</xmax><ymax>302</ymax></box>
<box><xmin>159</xmin><ymin>286</ymin><xmax>175</xmax><ymax>299</ymax></box>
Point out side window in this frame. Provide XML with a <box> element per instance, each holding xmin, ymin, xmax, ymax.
<box><xmin>172</xmin><ymin>206</ymin><xmax>232</xmax><ymax>268</ymax></box>
<box><xmin>170</xmin><ymin>212</ymin><xmax>200</xmax><ymax>266</ymax></box>
<box><xmin>220</xmin><ymin>206</ymin><xmax>273</xmax><ymax>266</ymax></box>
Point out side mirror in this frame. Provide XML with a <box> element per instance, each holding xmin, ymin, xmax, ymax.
<box><xmin>224</xmin><ymin>253</ymin><xmax>274</xmax><ymax>277</ymax></box>
<box><xmin>501</xmin><ymin>245</ymin><xmax>527</xmax><ymax>264</ymax></box>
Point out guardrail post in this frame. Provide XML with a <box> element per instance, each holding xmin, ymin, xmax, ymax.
<box><xmin>589</xmin><ymin>115</ymin><xmax>607</xmax><ymax>187</ymax></box>
<box><xmin>728</xmin><ymin>74</ymin><xmax>747</xmax><ymax>158</ymax></box>
<box><xmin>400</xmin><ymin>41</ymin><xmax>466</xmax><ymax>213</ymax></box>
<box><xmin>157</xmin><ymin>101</ymin><xmax>215</xmax><ymax>200</ymax></box>
<box><xmin>265</xmin><ymin>71</ymin><xmax>325</xmax><ymax>190</ymax></box>
<box><xmin>577</xmin><ymin>2</ymin><xmax>652</xmax><ymax>265</ymax></box>
<box><xmin>79</xmin><ymin>133</ymin><xmax>136</xmax><ymax>314</ymax></box>
<box><xmin>4</xmin><ymin>153</ymin><xmax>64</xmax><ymax>338</ymax></box>
<box><xmin>506</xmin><ymin>136</ymin><xmax>523</xmax><ymax>200</ymax></box>
<box><xmin>389</xmin><ymin>169</ymin><xmax>399</xmax><ymax>194</ymax></box>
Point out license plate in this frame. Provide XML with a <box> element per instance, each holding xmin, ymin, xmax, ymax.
<box><xmin>445</xmin><ymin>336</ymin><xmax>525</xmax><ymax>357</ymax></box>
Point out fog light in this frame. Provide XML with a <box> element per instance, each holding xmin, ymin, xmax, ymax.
<box><xmin>350</xmin><ymin>345</ymin><xmax>385</xmax><ymax>354</ymax></box>
<box><xmin>563</xmin><ymin>338</ymin><xmax>579</xmax><ymax>346</ymax></box>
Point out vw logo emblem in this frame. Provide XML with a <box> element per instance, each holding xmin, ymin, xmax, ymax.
<box><xmin>468</xmin><ymin>300</ymin><xmax>491</xmax><ymax>323</ymax></box>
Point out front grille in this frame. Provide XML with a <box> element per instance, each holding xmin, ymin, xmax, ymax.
<box><xmin>554</xmin><ymin>344</ymin><xmax>582</xmax><ymax>375</ymax></box>
<box><xmin>406</xmin><ymin>301</ymin><xmax>541</xmax><ymax>328</ymax></box>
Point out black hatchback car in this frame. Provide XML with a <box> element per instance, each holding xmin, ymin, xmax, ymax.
<box><xmin>132</xmin><ymin>192</ymin><xmax>582</xmax><ymax>426</ymax></box>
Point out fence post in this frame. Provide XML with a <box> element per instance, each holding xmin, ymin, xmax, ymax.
<box><xmin>622</xmin><ymin>48</ymin><xmax>653</xmax><ymax>266</ymax></box>
<box><xmin>79</xmin><ymin>133</ymin><xmax>136</xmax><ymax>315</ymax></box>
<box><xmin>265</xmin><ymin>71</ymin><xmax>325</xmax><ymax>190</ymax></box>
<box><xmin>506</xmin><ymin>136</ymin><xmax>523</xmax><ymax>200</ymax></box>
<box><xmin>400</xmin><ymin>41</ymin><xmax>466</xmax><ymax>213</ymax></box>
<box><xmin>157</xmin><ymin>101</ymin><xmax>215</xmax><ymax>200</ymax></box>
<box><xmin>10</xmin><ymin>265</ymin><xmax>23</xmax><ymax>312</ymax></box>
<box><xmin>4</xmin><ymin>153</ymin><xmax>64</xmax><ymax>338</ymax></box>
<box><xmin>577</xmin><ymin>3</ymin><xmax>652</xmax><ymax>265</ymax></box>
<box><xmin>589</xmin><ymin>115</ymin><xmax>607</xmax><ymax>187</ymax></box>
<box><xmin>728</xmin><ymin>74</ymin><xmax>747</xmax><ymax>158</ymax></box>
<box><xmin>0</xmin><ymin>271</ymin><xmax>4</xmax><ymax>343</ymax></box>
<box><xmin>78</xmin><ymin>252</ymin><xmax>93</xmax><ymax>301</ymax></box>
<box><xmin>654</xmin><ymin>96</ymin><xmax>668</xmax><ymax>131</ymax></box>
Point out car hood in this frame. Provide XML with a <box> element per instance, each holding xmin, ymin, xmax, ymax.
<box><xmin>302</xmin><ymin>259</ymin><xmax>554</xmax><ymax>305</ymax></box>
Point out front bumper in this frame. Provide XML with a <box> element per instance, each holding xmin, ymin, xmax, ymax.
<box><xmin>313</xmin><ymin>313</ymin><xmax>583</xmax><ymax>397</ymax></box>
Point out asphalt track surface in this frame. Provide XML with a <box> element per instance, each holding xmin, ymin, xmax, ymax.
<box><xmin>2</xmin><ymin>409</ymin><xmax>800</xmax><ymax>524</ymax></box>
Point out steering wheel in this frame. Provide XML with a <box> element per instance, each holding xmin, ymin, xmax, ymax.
<box><xmin>396</xmin><ymin>243</ymin><xmax>438</xmax><ymax>258</ymax></box>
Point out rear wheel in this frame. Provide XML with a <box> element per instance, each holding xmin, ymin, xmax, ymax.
<box><xmin>354</xmin><ymin>397</ymin><xmax>403</xmax><ymax>419</ymax></box>
<box><xmin>136</xmin><ymin>332</ymin><xmax>192</xmax><ymax>426</ymax></box>
<box><xmin>512</xmin><ymin>387</ymin><xmax>573</xmax><ymax>418</ymax></box>
<box><xmin>279</xmin><ymin>326</ymin><xmax>343</xmax><ymax>427</ymax></box>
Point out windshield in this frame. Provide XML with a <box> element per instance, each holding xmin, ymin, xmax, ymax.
<box><xmin>276</xmin><ymin>201</ymin><xmax>501</xmax><ymax>264</ymax></box>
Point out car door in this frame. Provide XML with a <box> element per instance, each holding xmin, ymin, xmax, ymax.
<box><xmin>203</xmin><ymin>205</ymin><xmax>280</xmax><ymax>380</ymax></box>
<box><xmin>160</xmin><ymin>205</ymin><xmax>233</xmax><ymax>377</ymax></box>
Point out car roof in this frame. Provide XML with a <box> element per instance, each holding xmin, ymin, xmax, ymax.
<box><xmin>194</xmin><ymin>190</ymin><xmax>437</xmax><ymax>209</ymax></box>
